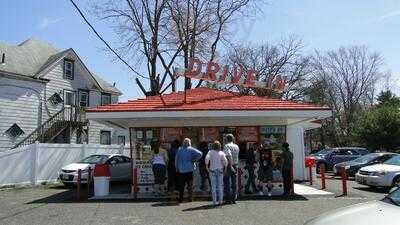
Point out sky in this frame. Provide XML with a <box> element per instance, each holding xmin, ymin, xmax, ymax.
<box><xmin>1</xmin><ymin>0</ymin><xmax>400</xmax><ymax>101</ymax></box>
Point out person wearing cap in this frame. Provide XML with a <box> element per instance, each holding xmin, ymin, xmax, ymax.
<box><xmin>281</xmin><ymin>142</ymin><xmax>293</xmax><ymax>195</ymax></box>
<box><xmin>175</xmin><ymin>138</ymin><xmax>202</xmax><ymax>203</ymax></box>
<box><xmin>223</xmin><ymin>134</ymin><xmax>240</xmax><ymax>204</ymax></box>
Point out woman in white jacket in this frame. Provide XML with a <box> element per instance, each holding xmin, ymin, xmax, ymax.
<box><xmin>205</xmin><ymin>141</ymin><xmax>228</xmax><ymax>206</ymax></box>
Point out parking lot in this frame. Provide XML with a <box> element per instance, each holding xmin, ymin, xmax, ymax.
<box><xmin>0</xmin><ymin>177</ymin><xmax>390</xmax><ymax>225</ymax></box>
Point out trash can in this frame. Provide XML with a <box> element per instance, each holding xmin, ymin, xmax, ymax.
<box><xmin>94</xmin><ymin>164</ymin><xmax>110</xmax><ymax>196</ymax></box>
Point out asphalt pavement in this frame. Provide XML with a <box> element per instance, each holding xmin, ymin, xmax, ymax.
<box><xmin>0</xmin><ymin>179</ymin><xmax>388</xmax><ymax>225</ymax></box>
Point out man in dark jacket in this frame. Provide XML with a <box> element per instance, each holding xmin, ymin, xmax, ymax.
<box><xmin>281</xmin><ymin>142</ymin><xmax>293</xmax><ymax>195</ymax></box>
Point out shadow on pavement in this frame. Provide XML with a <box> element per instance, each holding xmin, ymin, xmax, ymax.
<box><xmin>353</xmin><ymin>186</ymin><xmax>389</xmax><ymax>194</ymax></box>
<box><xmin>27</xmin><ymin>190</ymin><xmax>76</xmax><ymax>204</ymax></box>
<box><xmin>182</xmin><ymin>204</ymin><xmax>217</xmax><ymax>211</ymax></box>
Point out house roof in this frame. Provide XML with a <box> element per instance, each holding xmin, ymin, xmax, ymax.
<box><xmin>0</xmin><ymin>38</ymin><xmax>121</xmax><ymax>94</ymax></box>
<box><xmin>87</xmin><ymin>88</ymin><xmax>331</xmax><ymax>112</ymax></box>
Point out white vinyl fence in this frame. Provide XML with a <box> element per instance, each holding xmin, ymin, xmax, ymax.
<box><xmin>0</xmin><ymin>142</ymin><xmax>130</xmax><ymax>187</ymax></box>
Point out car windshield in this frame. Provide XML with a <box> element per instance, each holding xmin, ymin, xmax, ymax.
<box><xmin>384</xmin><ymin>155</ymin><xmax>400</xmax><ymax>166</ymax></box>
<box><xmin>385</xmin><ymin>188</ymin><xmax>400</xmax><ymax>206</ymax></box>
<box><xmin>353</xmin><ymin>154</ymin><xmax>378</xmax><ymax>164</ymax></box>
<box><xmin>79</xmin><ymin>155</ymin><xmax>109</xmax><ymax>164</ymax></box>
<box><xmin>316</xmin><ymin>149</ymin><xmax>332</xmax><ymax>155</ymax></box>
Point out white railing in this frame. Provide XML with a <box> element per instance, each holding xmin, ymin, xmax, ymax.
<box><xmin>0</xmin><ymin>142</ymin><xmax>130</xmax><ymax>187</ymax></box>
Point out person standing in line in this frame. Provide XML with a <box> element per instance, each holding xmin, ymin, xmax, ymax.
<box><xmin>151</xmin><ymin>141</ymin><xmax>169</xmax><ymax>196</ymax></box>
<box><xmin>281</xmin><ymin>142</ymin><xmax>293</xmax><ymax>196</ymax></box>
<box><xmin>244</xmin><ymin>144</ymin><xmax>258</xmax><ymax>194</ymax></box>
<box><xmin>199</xmin><ymin>141</ymin><xmax>210</xmax><ymax>192</ymax></box>
<box><xmin>205</xmin><ymin>141</ymin><xmax>228</xmax><ymax>206</ymax></box>
<box><xmin>223</xmin><ymin>134</ymin><xmax>240</xmax><ymax>204</ymax></box>
<box><xmin>175</xmin><ymin>138</ymin><xmax>203</xmax><ymax>203</ymax></box>
<box><xmin>167</xmin><ymin>139</ymin><xmax>180</xmax><ymax>193</ymax></box>
<box><xmin>258</xmin><ymin>147</ymin><xmax>274</xmax><ymax>196</ymax></box>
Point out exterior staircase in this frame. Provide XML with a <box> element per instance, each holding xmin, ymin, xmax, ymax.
<box><xmin>12</xmin><ymin>106</ymin><xmax>87</xmax><ymax>149</ymax></box>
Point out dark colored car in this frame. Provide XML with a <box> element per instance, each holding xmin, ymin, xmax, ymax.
<box><xmin>313</xmin><ymin>147</ymin><xmax>369</xmax><ymax>173</ymax></box>
<box><xmin>333</xmin><ymin>153</ymin><xmax>398</xmax><ymax>177</ymax></box>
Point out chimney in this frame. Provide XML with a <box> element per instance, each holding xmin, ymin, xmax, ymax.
<box><xmin>1</xmin><ymin>53</ymin><xmax>4</xmax><ymax>64</ymax></box>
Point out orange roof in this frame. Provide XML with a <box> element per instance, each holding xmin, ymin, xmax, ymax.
<box><xmin>87</xmin><ymin>88</ymin><xmax>331</xmax><ymax>112</ymax></box>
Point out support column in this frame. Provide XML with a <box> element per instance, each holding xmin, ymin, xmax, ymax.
<box><xmin>286</xmin><ymin>125</ymin><xmax>305</xmax><ymax>181</ymax></box>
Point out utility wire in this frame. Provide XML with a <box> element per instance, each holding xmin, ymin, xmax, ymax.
<box><xmin>69</xmin><ymin>0</ymin><xmax>149</xmax><ymax>80</ymax></box>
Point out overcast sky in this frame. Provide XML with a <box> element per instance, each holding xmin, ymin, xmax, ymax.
<box><xmin>1</xmin><ymin>0</ymin><xmax>400</xmax><ymax>100</ymax></box>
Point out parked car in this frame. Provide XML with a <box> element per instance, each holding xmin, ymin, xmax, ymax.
<box><xmin>355</xmin><ymin>155</ymin><xmax>400</xmax><ymax>188</ymax></box>
<box><xmin>58</xmin><ymin>154</ymin><xmax>132</xmax><ymax>186</ymax></box>
<box><xmin>304</xmin><ymin>187</ymin><xmax>400</xmax><ymax>225</ymax></box>
<box><xmin>333</xmin><ymin>153</ymin><xmax>398</xmax><ymax>177</ymax></box>
<box><xmin>312</xmin><ymin>147</ymin><xmax>369</xmax><ymax>173</ymax></box>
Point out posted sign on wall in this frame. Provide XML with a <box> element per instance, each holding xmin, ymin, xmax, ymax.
<box><xmin>176</xmin><ymin>58</ymin><xmax>287</xmax><ymax>91</ymax></box>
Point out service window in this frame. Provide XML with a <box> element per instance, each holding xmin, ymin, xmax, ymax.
<box><xmin>117</xmin><ymin>135</ymin><xmax>125</xmax><ymax>145</ymax></box>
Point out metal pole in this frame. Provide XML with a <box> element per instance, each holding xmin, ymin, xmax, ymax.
<box><xmin>129</xmin><ymin>127</ymin><xmax>135</xmax><ymax>196</ymax></box>
<box><xmin>321</xmin><ymin>164</ymin><xmax>326</xmax><ymax>190</ymax></box>
<box><xmin>87</xmin><ymin>167</ymin><xmax>92</xmax><ymax>199</ymax></box>
<box><xmin>309</xmin><ymin>166</ymin><xmax>313</xmax><ymax>186</ymax></box>
<box><xmin>77</xmin><ymin>169</ymin><xmax>81</xmax><ymax>201</ymax></box>
<box><xmin>341</xmin><ymin>167</ymin><xmax>348</xmax><ymax>196</ymax></box>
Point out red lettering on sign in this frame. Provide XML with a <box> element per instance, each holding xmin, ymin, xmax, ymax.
<box><xmin>274</xmin><ymin>75</ymin><xmax>286</xmax><ymax>90</ymax></box>
<box><xmin>204</xmin><ymin>61</ymin><xmax>220</xmax><ymax>80</ymax></box>
<box><xmin>245</xmin><ymin>69</ymin><xmax>256</xmax><ymax>86</ymax></box>
<box><xmin>219</xmin><ymin>65</ymin><xmax>229</xmax><ymax>82</ymax></box>
<box><xmin>184</xmin><ymin>58</ymin><xmax>202</xmax><ymax>78</ymax></box>
<box><xmin>232</xmin><ymin>65</ymin><xmax>243</xmax><ymax>84</ymax></box>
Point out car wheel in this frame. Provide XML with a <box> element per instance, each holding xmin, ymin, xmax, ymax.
<box><xmin>392</xmin><ymin>176</ymin><xmax>400</xmax><ymax>188</ymax></box>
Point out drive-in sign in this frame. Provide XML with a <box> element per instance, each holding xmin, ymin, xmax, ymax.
<box><xmin>176</xmin><ymin>58</ymin><xmax>286</xmax><ymax>91</ymax></box>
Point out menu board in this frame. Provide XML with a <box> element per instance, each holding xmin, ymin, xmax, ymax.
<box><xmin>136</xmin><ymin>160</ymin><xmax>154</xmax><ymax>185</ymax></box>
<box><xmin>162</xmin><ymin>128</ymin><xmax>182</xmax><ymax>142</ymax></box>
<box><xmin>237</xmin><ymin>127</ymin><xmax>258</xmax><ymax>142</ymax></box>
<box><xmin>203</xmin><ymin>127</ymin><xmax>219</xmax><ymax>142</ymax></box>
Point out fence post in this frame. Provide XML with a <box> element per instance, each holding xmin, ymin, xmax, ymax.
<box><xmin>30</xmin><ymin>141</ymin><xmax>39</xmax><ymax>186</ymax></box>
<box><xmin>320</xmin><ymin>164</ymin><xmax>326</xmax><ymax>190</ymax></box>
<box><xmin>341</xmin><ymin>167</ymin><xmax>348</xmax><ymax>196</ymax></box>
<box><xmin>87</xmin><ymin>167</ymin><xmax>92</xmax><ymax>199</ymax></box>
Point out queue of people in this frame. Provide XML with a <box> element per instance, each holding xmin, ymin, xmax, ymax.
<box><xmin>150</xmin><ymin>134</ymin><xmax>294</xmax><ymax>205</ymax></box>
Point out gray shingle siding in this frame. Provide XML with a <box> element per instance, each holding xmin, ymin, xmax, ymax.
<box><xmin>0</xmin><ymin>39</ymin><xmax>126</xmax><ymax>151</ymax></box>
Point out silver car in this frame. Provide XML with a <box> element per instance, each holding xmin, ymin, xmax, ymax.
<box><xmin>304</xmin><ymin>187</ymin><xmax>400</xmax><ymax>225</ymax></box>
<box><xmin>58</xmin><ymin>154</ymin><xmax>132</xmax><ymax>186</ymax></box>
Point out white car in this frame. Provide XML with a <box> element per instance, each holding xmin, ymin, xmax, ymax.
<box><xmin>355</xmin><ymin>155</ymin><xmax>400</xmax><ymax>188</ymax></box>
<box><xmin>304</xmin><ymin>187</ymin><xmax>400</xmax><ymax>225</ymax></box>
<box><xmin>58</xmin><ymin>154</ymin><xmax>132</xmax><ymax>186</ymax></box>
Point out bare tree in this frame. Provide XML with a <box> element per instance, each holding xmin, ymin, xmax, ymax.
<box><xmin>91</xmin><ymin>0</ymin><xmax>262</xmax><ymax>95</ymax></box>
<box><xmin>223</xmin><ymin>37</ymin><xmax>312</xmax><ymax>99</ymax></box>
<box><xmin>311</xmin><ymin>46</ymin><xmax>384</xmax><ymax>145</ymax></box>
<box><xmin>166</xmin><ymin>0</ymin><xmax>262</xmax><ymax>90</ymax></box>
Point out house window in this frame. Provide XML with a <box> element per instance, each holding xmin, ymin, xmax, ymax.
<box><xmin>49</xmin><ymin>93</ymin><xmax>63</xmax><ymax>105</ymax></box>
<box><xmin>64</xmin><ymin>90</ymin><xmax>75</xmax><ymax>106</ymax></box>
<box><xmin>100</xmin><ymin>131</ymin><xmax>111</xmax><ymax>145</ymax></box>
<box><xmin>117</xmin><ymin>136</ymin><xmax>125</xmax><ymax>145</ymax></box>
<box><xmin>63</xmin><ymin>59</ymin><xmax>74</xmax><ymax>80</ymax></box>
<box><xmin>101</xmin><ymin>93</ymin><xmax>111</xmax><ymax>106</ymax></box>
<box><xmin>78</xmin><ymin>90</ymin><xmax>89</xmax><ymax>107</ymax></box>
<box><xmin>5</xmin><ymin>124</ymin><xmax>24</xmax><ymax>138</ymax></box>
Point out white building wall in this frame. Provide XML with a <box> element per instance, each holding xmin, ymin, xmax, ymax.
<box><xmin>0</xmin><ymin>76</ymin><xmax>45</xmax><ymax>151</ymax></box>
<box><xmin>286</xmin><ymin>125</ymin><xmax>306</xmax><ymax>181</ymax></box>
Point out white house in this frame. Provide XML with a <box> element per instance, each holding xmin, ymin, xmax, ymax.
<box><xmin>0</xmin><ymin>38</ymin><xmax>128</xmax><ymax>152</ymax></box>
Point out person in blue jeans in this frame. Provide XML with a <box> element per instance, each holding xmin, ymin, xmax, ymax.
<box><xmin>205</xmin><ymin>141</ymin><xmax>228</xmax><ymax>206</ymax></box>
